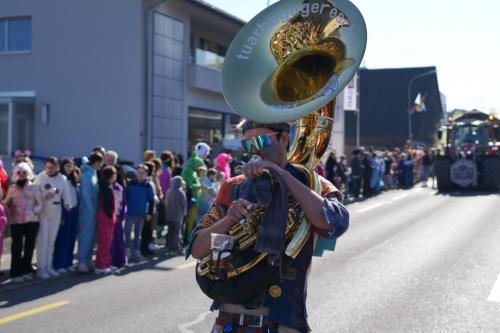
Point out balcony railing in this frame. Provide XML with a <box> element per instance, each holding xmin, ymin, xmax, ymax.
<box><xmin>192</xmin><ymin>48</ymin><xmax>224</xmax><ymax>71</ymax></box>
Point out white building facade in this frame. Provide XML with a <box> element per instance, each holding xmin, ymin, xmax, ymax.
<box><xmin>0</xmin><ymin>0</ymin><xmax>244</xmax><ymax>162</ymax></box>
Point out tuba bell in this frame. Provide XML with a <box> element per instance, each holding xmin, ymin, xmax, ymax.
<box><xmin>196</xmin><ymin>0</ymin><xmax>366</xmax><ymax>282</ymax></box>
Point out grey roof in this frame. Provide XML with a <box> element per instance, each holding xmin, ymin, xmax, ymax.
<box><xmin>188</xmin><ymin>0</ymin><xmax>247</xmax><ymax>26</ymax></box>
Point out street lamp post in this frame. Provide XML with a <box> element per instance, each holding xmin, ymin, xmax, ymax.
<box><xmin>407</xmin><ymin>69</ymin><xmax>437</xmax><ymax>144</ymax></box>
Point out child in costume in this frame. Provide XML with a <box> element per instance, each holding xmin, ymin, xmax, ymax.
<box><xmin>125</xmin><ymin>164</ymin><xmax>155</xmax><ymax>261</ymax></box>
<box><xmin>165</xmin><ymin>176</ymin><xmax>187</xmax><ymax>255</ymax></box>
<box><xmin>34</xmin><ymin>157</ymin><xmax>72</xmax><ymax>279</ymax></box>
<box><xmin>110</xmin><ymin>180</ymin><xmax>127</xmax><ymax>269</ymax></box>
<box><xmin>215</xmin><ymin>153</ymin><xmax>232</xmax><ymax>181</ymax></box>
<box><xmin>95</xmin><ymin>166</ymin><xmax>118</xmax><ymax>274</ymax></box>
<box><xmin>77</xmin><ymin>152</ymin><xmax>103</xmax><ymax>272</ymax></box>
<box><xmin>0</xmin><ymin>158</ymin><xmax>8</xmax><ymax>195</ymax></box>
<box><xmin>198</xmin><ymin>168</ymin><xmax>218</xmax><ymax>219</ymax></box>
<box><xmin>181</xmin><ymin>152</ymin><xmax>204</xmax><ymax>242</ymax></box>
<box><xmin>0</xmin><ymin>187</ymin><xmax>7</xmax><ymax>274</ymax></box>
<box><xmin>4</xmin><ymin>162</ymin><xmax>42</xmax><ymax>283</ymax></box>
<box><xmin>53</xmin><ymin>158</ymin><xmax>80</xmax><ymax>273</ymax></box>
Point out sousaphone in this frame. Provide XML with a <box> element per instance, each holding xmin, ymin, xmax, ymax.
<box><xmin>197</xmin><ymin>0</ymin><xmax>366</xmax><ymax>284</ymax></box>
<box><xmin>222</xmin><ymin>0</ymin><xmax>367</xmax><ymax>168</ymax></box>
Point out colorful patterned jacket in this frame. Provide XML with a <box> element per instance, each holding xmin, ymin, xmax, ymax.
<box><xmin>187</xmin><ymin>164</ymin><xmax>349</xmax><ymax>331</ymax></box>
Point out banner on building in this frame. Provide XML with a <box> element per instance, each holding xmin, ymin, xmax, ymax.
<box><xmin>343</xmin><ymin>73</ymin><xmax>358</xmax><ymax>112</ymax></box>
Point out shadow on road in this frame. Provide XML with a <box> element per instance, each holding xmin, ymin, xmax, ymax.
<box><xmin>114</xmin><ymin>251</ymin><xmax>179</xmax><ymax>277</ymax></box>
<box><xmin>434</xmin><ymin>190</ymin><xmax>500</xmax><ymax>197</ymax></box>
<box><xmin>0</xmin><ymin>250</ymin><xmax>180</xmax><ymax>309</ymax></box>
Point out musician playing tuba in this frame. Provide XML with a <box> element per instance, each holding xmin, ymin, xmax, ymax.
<box><xmin>187</xmin><ymin>0</ymin><xmax>366</xmax><ymax>331</ymax></box>
<box><xmin>188</xmin><ymin>120</ymin><xmax>349</xmax><ymax>332</ymax></box>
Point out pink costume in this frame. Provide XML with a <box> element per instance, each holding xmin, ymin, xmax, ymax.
<box><xmin>0</xmin><ymin>201</ymin><xmax>7</xmax><ymax>271</ymax></box>
<box><xmin>95</xmin><ymin>192</ymin><xmax>117</xmax><ymax>270</ymax></box>
<box><xmin>215</xmin><ymin>153</ymin><xmax>232</xmax><ymax>181</ymax></box>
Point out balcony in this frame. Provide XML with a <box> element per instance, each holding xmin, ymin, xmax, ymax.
<box><xmin>193</xmin><ymin>48</ymin><xmax>224</xmax><ymax>71</ymax></box>
<box><xmin>187</xmin><ymin>49</ymin><xmax>224</xmax><ymax>94</ymax></box>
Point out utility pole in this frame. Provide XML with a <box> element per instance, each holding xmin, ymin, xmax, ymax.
<box><xmin>356</xmin><ymin>73</ymin><xmax>360</xmax><ymax>148</ymax></box>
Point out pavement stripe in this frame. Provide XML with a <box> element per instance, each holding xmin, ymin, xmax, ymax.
<box><xmin>487</xmin><ymin>273</ymin><xmax>500</xmax><ymax>302</ymax></box>
<box><xmin>177</xmin><ymin>311</ymin><xmax>212</xmax><ymax>333</ymax></box>
<box><xmin>357</xmin><ymin>203</ymin><xmax>383</xmax><ymax>213</ymax></box>
<box><xmin>392</xmin><ymin>193</ymin><xmax>408</xmax><ymax>201</ymax></box>
<box><xmin>0</xmin><ymin>301</ymin><xmax>70</xmax><ymax>325</ymax></box>
<box><xmin>176</xmin><ymin>261</ymin><xmax>197</xmax><ymax>270</ymax></box>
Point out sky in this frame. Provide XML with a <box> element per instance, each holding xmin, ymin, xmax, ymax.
<box><xmin>204</xmin><ymin>0</ymin><xmax>500</xmax><ymax>112</ymax></box>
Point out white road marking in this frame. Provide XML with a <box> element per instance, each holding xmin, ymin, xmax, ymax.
<box><xmin>355</xmin><ymin>187</ymin><xmax>420</xmax><ymax>213</ymax></box>
<box><xmin>357</xmin><ymin>203</ymin><xmax>383</xmax><ymax>213</ymax></box>
<box><xmin>176</xmin><ymin>261</ymin><xmax>197</xmax><ymax>270</ymax></box>
<box><xmin>392</xmin><ymin>193</ymin><xmax>408</xmax><ymax>201</ymax></box>
<box><xmin>178</xmin><ymin>311</ymin><xmax>212</xmax><ymax>333</ymax></box>
<box><xmin>487</xmin><ymin>273</ymin><xmax>500</xmax><ymax>302</ymax></box>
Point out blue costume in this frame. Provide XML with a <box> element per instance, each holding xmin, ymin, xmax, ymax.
<box><xmin>53</xmin><ymin>199</ymin><xmax>79</xmax><ymax>269</ymax></box>
<box><xmin>77</xmin><ymin>164</ymin><xmax>99</xmax><ymax>265</ymax></box>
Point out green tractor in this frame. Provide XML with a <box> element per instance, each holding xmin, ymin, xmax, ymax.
<box><xmin>435</xmin><ymin>110</ymin><xmax>500</xmax><ymax>191</ymax></box>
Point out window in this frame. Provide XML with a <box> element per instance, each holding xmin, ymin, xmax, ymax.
<box><xmin>188</xmin><ymin>108</ymin><xmax>243</xmax><ymax>154</ymax></box>
<box><xmin>0</xmin><ymin>17</ymin><xmax>32</xmax><ymax>53</ymax></box>
<box><xmin>188</xmin><ymin>109</ymin><xmax>223</xmax><ymax>149</ymax></box>
<box><xmin>199</xmin><ymin>38</ymin><xmax>226</xmax><ymax>57</ymax></box>
<box><xmin>193</xmin><ymin>38</ymin><xmax>227</xmax><ymax>70</ymax></box>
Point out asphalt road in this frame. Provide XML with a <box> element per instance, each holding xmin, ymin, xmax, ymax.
<box><xmin>1</xmin><ymin>186</ymin><xmax>500</xmax><ymax>333</ymax></box>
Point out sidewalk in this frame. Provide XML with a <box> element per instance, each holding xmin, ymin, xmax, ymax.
<box><xmin>1</xmin><ymin>236</ymin><xmax>11</xmax><ymax>275</ymax></box>
<box><xmin>0</xmin><ymin>237</ymin><xmax>173</xmax><ymax>291</ymax></box>
<box><xmin>0</xmin><ymin>191</ymin><xmax>370</xmax><ymax>281</ymax></box>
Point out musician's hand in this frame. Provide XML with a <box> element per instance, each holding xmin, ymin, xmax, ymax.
<box><xmin>226</xmin><ymin>198</ymin><xmax>255</xmax><ymax>225</ymax></box>
<box><xmin>243</xmin><ymin>160</ymin><xmax>279</xmax><ymax>179</ymax></box>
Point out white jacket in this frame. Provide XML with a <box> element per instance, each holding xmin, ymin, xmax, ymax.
<box><xmin>34</xmin><ymin>171</ymin><xmax>72</xmax><ymax>218</ymax></box>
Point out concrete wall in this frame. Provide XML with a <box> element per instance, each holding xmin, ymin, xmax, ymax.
<box><xmin>0</xmin><ymin>0</ymin><xmax>145</xmax><ymax>161</ymax></box>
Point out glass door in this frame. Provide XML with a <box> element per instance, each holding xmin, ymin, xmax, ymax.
<box><xmin>0</xmin><ymin>101</ymin><xmax>35</xmax><ymax>156</ymax></box>
<box><xmin>14</xmin><ymin>102</ymin><xmax>35</xmax><ymax>152</ymax></box>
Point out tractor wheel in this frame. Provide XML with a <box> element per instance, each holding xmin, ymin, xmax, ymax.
<box><xmin>434</xmin><ymin>158</ymin><xmax>454</xmax><ymax>192</ymax></box>
<box><xmin>482</xmin><ymin>156</ymin><xmax>500</xmax><ymax>191</ymax></box>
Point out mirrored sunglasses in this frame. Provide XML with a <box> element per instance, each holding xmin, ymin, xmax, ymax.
<box><xmin>240</xmin><ymin>133</ymin><xmax>278</xmax><ymax>153</ymax></box>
